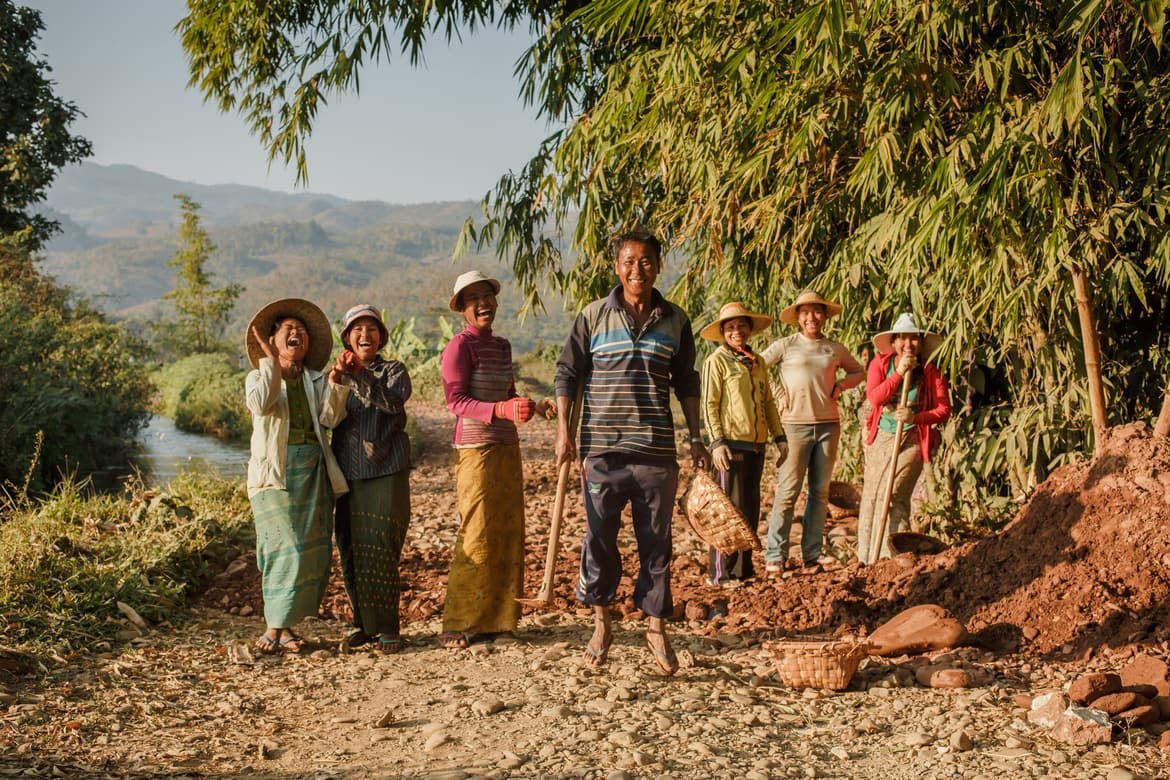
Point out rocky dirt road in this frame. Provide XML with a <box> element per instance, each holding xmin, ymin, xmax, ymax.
<box><xmin>4</xmin><ymin>401</ymin><xmax>1170</xmax><ymax>779</ymax></box>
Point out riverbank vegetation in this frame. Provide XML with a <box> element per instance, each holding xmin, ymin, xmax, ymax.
<box><xmin>0</xmin><ymin>471</ymin><xmax>252</xmax><ymax>649</ymax></box>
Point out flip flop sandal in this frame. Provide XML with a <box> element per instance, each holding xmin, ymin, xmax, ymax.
<box><xmin>582</xmin><ymin>639</ymin><xmax>611</xmax><ymax>668</ymax></box>
<box><xmin>439</xmin><ymin>631</ymin><xmax>468</xmax><ymax>649</ymax></box>
<box><xmin>279</xmin><ymin>634</ymin><xmax>305</xmax><ymax>653</ymax></box>
<box><xmin>254</xmin><ymin>634</ymin><xmax>280</xmax><ymax>655</ymax></box>
<box><xmin>645</xmin><ymin>629</ymin><xmax>679</xmax><ymax>676</ymax></box>
<box><xmin>342</xmin><ymin>629</ymin><xmax>375</xmax><ymax>651</ymax></box>
<box><xmin>378</xmin><ymin>636</ymin><xmax>405</xmax><ymax>654</ymax></box>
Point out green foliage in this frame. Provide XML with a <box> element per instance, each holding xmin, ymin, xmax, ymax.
<box><xmin>0</xmin><ymin>248</ymin><xmax>152</xmax><ymax>493</ymax></box>
<box><xmin>180</xmin><ymin>0</ymin><xmax>1170</xmax><ymax>526</ymax></box>
<box><xmin>0</xmin><ymin>471</ymin><xmax>252</xmax><ymax>649</ymax></box>
<box><xmin>162</xmin><ymin>194</ymin><xmax>243</xmax><ymax>354</ymax></box>
<box><xmin>0</xmin><ymin>1</ymin><xmax>92</xmax><ymax>251</ymax></box>
<box><xmin>151</xmin><ymin>353</ymin><xmax>249</xmax><ymax>441</ymax></box>
<box><xmin>380</xmin><ymin>314</ymin><xmax>454</xmax><ymax>404</ymax></box>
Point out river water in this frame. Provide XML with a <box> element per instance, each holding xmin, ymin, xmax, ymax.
<box><xmin>131</xmin><ymin>414</ymin><xmax>250</xmax><ymax>487</ymax></box>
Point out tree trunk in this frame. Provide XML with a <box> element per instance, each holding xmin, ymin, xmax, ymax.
<box><xmin>1071</xmin><ymin>267</ymin><xmax>1107</xmax><ymax>455</ymax></box>
<box><xmin>1155</xmin><ymin>384</ymin><xmax>1170</xmax><ymax>438</ymax></box>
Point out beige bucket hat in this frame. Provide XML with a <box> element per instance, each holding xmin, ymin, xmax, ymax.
<box><xmin>778</xmin><ymin>289</ymin><xmax>843</xmax><ymax>326</ymax></box>
<box><xmin>449</xmin><ymin>270</ymin><xmax>501</xmax><ymax>312</ymax></box>
<box><xmin>245</xmin><ymin>298</ymin><xmax>333</xmax><ymax>371</ymax></box>
<box><xmin>872</xmin><ymin>312</ymin><xmax>942</xmax><ymax>357</ymax></box>
<box><xmin>699</xmin><ymin>302</ymin><xmax>774</xmax><ymax>342</ymax></box>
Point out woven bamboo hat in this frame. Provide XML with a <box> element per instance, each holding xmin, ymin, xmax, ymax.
<box><xmin>245</xmin><ymin>298</ymin><xmax>333</xmax><ymax>371</ymax></box>
<box><xmin>778</xmin><ymin>289</ymin><xmax>843</xmax><ymax>326</ymax></box>
<box><xmin>699</xmin><ymin>302</ymin><xmax>773</xmax><ymax>342</ymax></box>
<box><xmin>872</xmin><ymin>312</ymin><xmax>942</xmax><ymax>357</ymax></box>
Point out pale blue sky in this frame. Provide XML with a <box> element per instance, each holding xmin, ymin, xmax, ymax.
<box><xmin>27</xmin><ymin>0</ymin><xmax>552</xmax><ymax>203</ymax></box>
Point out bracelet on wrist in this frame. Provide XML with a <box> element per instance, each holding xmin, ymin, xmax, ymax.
<box><xmin>689</xmin><ymin>435</ymin><xmax>703</xmax><ymax>444</ymax></box>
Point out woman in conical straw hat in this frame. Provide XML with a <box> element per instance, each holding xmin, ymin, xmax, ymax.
<box><xmin>244</xmin><ymin>298</ymin><xmax>354</xmax><ymax>654</ymax></box>
<box><xmin>759</xmin><ymin>290</ymin><xmax>865</xmax><ymax>571</ymax></box>
<box><xmin>699</xmin><ymin>302</ymin><xmax>785</xmax><ymax>586</ymax></box>
<box><xmin>855</xmin><ymin>312</ymin><xmax>951</xmax><ymax>562</ymax></box>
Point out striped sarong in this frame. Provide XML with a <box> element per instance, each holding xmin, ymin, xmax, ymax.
<box><xmin>442</xmin><ymin>443</ymin><xmax>525</xmax><ymax>635</ymax></box>
<box><xmin>250</xmin><ymin>443</ymin><xmax>334</xmax><ymax>627</ymax></box>
<box><xmin>335</xmin><ymin>471</ymin><xmax>411</xmax><ymax>637</ymax></box>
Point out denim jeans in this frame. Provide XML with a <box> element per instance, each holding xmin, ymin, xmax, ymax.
<box><xmin>765</xmin><ymin>421</ymin><xmax>840</xmax><ymax>563</ymax></box>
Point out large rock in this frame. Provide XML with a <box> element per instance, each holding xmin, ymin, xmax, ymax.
<box><xmin>1050</xmin><ymin>707</ymin><xmax>1115</xmax><ymax>746</ymax></box>
<box><xmin>867</xmin><ymin>605</ymin><xmax>970</xmax><ymax>657</ymax></box>
<box><xmin>1067</xmin><ymin>672</ymin><xmax>1122</xmax><ymax>705</ymax></box>
<box><xmin>1088</xmin><ymin>692</ymin><xmax>1148</xmax><ymax>716</ymax></box>
<box><xmin>1120</xmin><ymin>653</ymin><xmax>1170</xmax><ymax>698</ymax></box>
<box><xmin>1027</xmin><ymin>692</ymin><xmax>1071</xmax><ymax>728</ymax></box>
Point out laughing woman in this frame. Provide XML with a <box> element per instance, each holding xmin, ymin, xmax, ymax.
<box><xmin>331</xmin><ymin>304</ymin><xmax>413</xmax><ymax>653</ymax></box>
<box><xmin>438</xmin><ymin>271</ymin><xmax>549</xmax><ymax>649</ymax></box>
<box><xmin>245</xmin><ymin>299</ymin><xmax>352</xmax><ymax>654</ymax></box>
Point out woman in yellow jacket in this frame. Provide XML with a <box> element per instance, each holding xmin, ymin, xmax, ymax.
<box><xmin>700</xmin><ymin>302</ymin><xmax>785</xmax><ymax>585</ymax></box>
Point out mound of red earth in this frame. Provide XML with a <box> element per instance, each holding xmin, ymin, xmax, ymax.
<box><xmin>198</xmin><ymin>408</ymin><xmax>1170</xmax><ymax>658</ymax></box>
<box><xmin>716</xmin><ymin>421</ymin><xmax>1170</xmax><ymax>656</ymax></box>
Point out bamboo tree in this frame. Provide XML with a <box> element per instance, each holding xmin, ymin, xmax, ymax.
<box><xmin>180</xmin><ymin>0</ymin><xmax>1170</xmax><ymax>513</ymax></box>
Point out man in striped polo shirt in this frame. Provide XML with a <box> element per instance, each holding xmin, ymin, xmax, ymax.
<box><xmin>554</xmin><ymin>229</ymin><xmax>710</xmax><ymax>676</ymax></box>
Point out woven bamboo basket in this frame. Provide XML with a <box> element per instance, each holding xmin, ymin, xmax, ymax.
<box><xmin>770</xmin><ymin>637</ymin><xmax>870</xmax><ymax>691</ymax></box>
<box><xmin>681</xmin><ymin>470</ymin><xmax>761</xmax><ymax>554</ymax></box>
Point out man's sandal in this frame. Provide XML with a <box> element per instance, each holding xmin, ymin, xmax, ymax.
<box><xmin>645</xmin><ymin>628</ymin><xmax>679</xmax><ymax>676</ymax></box>
<box><xmin>583</xmin><ymin>639</ymin><xmax>611</xmax><ymax>668</ymax></box>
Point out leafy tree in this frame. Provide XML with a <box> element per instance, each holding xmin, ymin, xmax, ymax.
<box><xmin>0</xmin><ymin>1</ymin><xmax>92</xmax><ymax>251</ymax></box>
<box><xmin>0</xmin><ymin>247</ymin><xmax>152</xmax><ymax>493</ymax></box>
<box><xmin>164</xmin><ymin>194</ymin><xmax>243</xmax><ymax>354</ymax></box>
<box><xmin>180</xmin><ymin>1</ymin><xmax>1170</xmax><ymax>521</ymax></box>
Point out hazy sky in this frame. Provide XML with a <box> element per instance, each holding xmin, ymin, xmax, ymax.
<box><xmin>27</xmin><ymin>0</ymin><xmax>553</xmax><ymax>204</ymax></box>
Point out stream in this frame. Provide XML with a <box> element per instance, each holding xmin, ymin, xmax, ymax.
<box><xmin>130</xmin><ymin>414</ymin><xmax>249</xmax><ymax>487</ymax></box>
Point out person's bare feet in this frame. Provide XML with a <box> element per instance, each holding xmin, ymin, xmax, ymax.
<box><xmin>645</xmin><ymin>617</ymin><xmax>678</xmax><ymax>675</ymax></box>
<box><xmin>583</xmin><ymin>606</ymin><xmax>612</xmax><ymax>668</ymax></box>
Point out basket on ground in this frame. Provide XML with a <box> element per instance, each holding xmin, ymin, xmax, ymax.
<box><xmin>680</xmin><ymin>470</ymin><xmax>761</xmax><ymax>554</ymax></box>
<box><xmin>769</xmin><ymin>637</ymin><xmax>870</xmax><ymax>690</ymax></box>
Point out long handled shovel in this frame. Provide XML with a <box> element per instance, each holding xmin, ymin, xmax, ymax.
<box><xmin>869</xmin><ymin>371</ymin><xmax>913</xmax><ymax>565</ymax></box>
<box><xmin>517</xmin><ymin>391</ymin><xmax>582</xmax><ymax>608</ymax></box>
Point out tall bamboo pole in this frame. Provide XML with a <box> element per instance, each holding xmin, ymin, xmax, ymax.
<box><xmin>1155</xmin><ymin>384</ymin><xmax>1170</xmax><ymax>438</ymax></box>
<box><xmin>1071</xmin><ymin>267</ymin><xmax>1107</xmax><ymax>455</ymax></box>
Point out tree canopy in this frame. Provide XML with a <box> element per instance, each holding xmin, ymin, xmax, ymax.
<box><xmin>163</xmin><ymin>194</ymin><xmax>243</xmax><ymax>354</ymax></box>
<box><xmin>180</xmin><ymin>0</ymin><xmax>1170</xmax><ymax>520</ymax></box>
<box><xmin>0</xmin><ymin>1</ymin><xmax>91</xmax><ymax>251</ymax></box>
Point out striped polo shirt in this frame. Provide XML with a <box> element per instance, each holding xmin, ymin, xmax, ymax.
<box><xmin>441</xmin><ymin>326</ymin><xmax>520</xmax><ymax>447</ymax></box>
<box><xmin>555</xmin><ymin>286</ymin><xmax>700</xmax><ymax>462</ymax></box>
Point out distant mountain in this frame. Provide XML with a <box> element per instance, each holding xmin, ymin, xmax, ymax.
<box><xmin>37</xmin><ymin>162</ymin><xmax>572</xmax><ymax>355</ymax></box>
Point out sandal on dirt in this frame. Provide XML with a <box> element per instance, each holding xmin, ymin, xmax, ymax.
<box><xmin>645</xmin><ymin>629</ymin><xmax>679</xmax><ymax>676</ymax></box>
<box><xmin>378</xmin><ymin>636</ymin><xmax>405</xmax><ymax>654</ymax></box>
<box><xmin>279</xmin><ymin>633</ymin><xmax>305</xmax><ymax>654</ymax></box>
<box><xmin>439</xmin><ymin>631</ymin><xmax>468</xmax><ymax>649</ymax></box>
<box><xmin>582</xmin><ymin>639</ymin><xmax>611</xmax><ymax>668</ymax></box>
<box><xmin>254</xmin><ymin>634</ymin><xmax>281</xmax><ymax>655</ymax></box>
<box><xmin>342</xmin><ymin>629</ymin><xmax>375</xmax><ymax>651</ymax></box>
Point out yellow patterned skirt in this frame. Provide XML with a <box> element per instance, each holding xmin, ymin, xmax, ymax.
<box><xmin>442</xmin><ymin>443</ymin><xmax>525</xmax><ymax>635</ymax></box>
